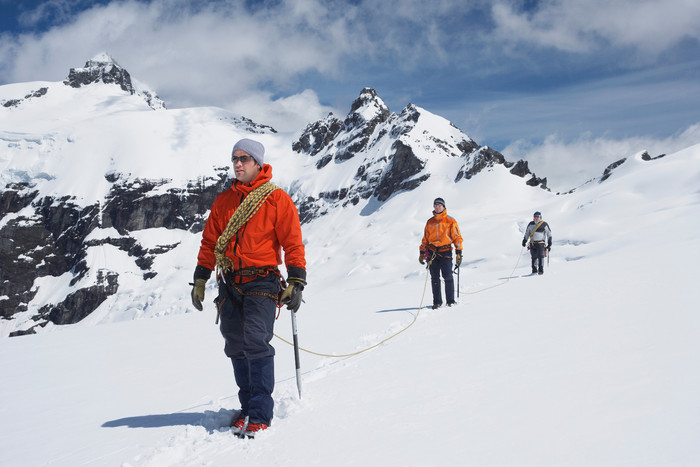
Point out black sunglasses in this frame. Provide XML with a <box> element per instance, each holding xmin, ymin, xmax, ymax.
<box><xmin>232</xmin><ymin>155</ymin><xmax>254</xmax><ymax>163</ymax></box>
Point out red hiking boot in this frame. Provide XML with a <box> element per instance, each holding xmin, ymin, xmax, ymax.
<box><xmin>230</xmin><ymin>416</ymin><xmax>246</xmax><ymax>435</ymax></box>
<box><xmin>241</xmin><ymin>420</ymin><xmax>269</xmax><ymax>438</ymax></box>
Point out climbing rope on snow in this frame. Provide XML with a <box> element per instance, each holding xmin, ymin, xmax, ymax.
<box><xmin>273</xmin><ymin>247</ymin><xmax>525</xmax><ymax>358</ymax></box>
<box><xmin>272</xmin><ymin>253</ymin><xmax>437</xmax><ymax>358</ymax></box>
<box><xmin>457</xmin><ymin>245</ymin><xmax>526</xmax><ymax>295</ymax></box>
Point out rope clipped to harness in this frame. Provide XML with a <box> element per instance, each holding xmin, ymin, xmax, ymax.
<box><xmin>214</xmin><ymin>182</ymin><xmax>280</xmax><ymax>275</ymax></box>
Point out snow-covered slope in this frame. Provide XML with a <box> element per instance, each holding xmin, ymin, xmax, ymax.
<box><xmin>1</xmin><ymin>56</ymin><xmax>699</xmax><ymax>466</ymax></box>
<box><xmin>1</xmin><ymin>65</ymin><xmax>544</xmax><ymax>336</ymax></box>
<box><xmin>1</xmin><ymin>141</ymin><xmax>698</xmax><ymax>466</ymax></box>
<box><xmin>0</xmin><ymin>56</ymin><xmax>294</xmax><ymax>334</ymax></box>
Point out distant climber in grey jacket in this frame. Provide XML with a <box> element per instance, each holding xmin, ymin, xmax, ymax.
<box><xmin>522</xmin><ymin>211</ymin><xmax>552</xmax><ymax>275</ymax></box>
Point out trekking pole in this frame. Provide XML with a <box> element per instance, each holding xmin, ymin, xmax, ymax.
<box><xmin>290</xmin><ymin>309</ymin><xmax>302</xmax><ymax>399</ymax></box>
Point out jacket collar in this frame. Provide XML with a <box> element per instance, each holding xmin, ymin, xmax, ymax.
<box><xmin>232</xmin><ymin>163</ymin><xmax>273</xmax><ymax>195</ymax></box>
<box><xmin>432</xmin><ymin>209</ymin><xmax>448</xmax><ymax>219</ymax></box>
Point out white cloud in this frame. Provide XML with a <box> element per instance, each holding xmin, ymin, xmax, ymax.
<box><xmin>16</xmin><ymin>0</ymin><xmax>78</xmax><ymax>28</ymax></box>
<box><xmin>0</xmin><ymin>0</ymin><xmax>365</xmax><ymax>119</ymax></box>
<box><xmin>1</xmin><ymin>0</ymin><xmax>698</xmax><ymax>154</ymax></box>
<box><xmin>503</xmin><ymin>123</ymin><xmax>700</xmax><ymax>192</ymax></box>
<box><xmin>227</xmin><ymin>88</ymin><xmax>339</xmax><ymax>134</ymax></box>
<box><xmin>490</xmin><ymin>0</ymin><xmax>700</xmax><ymax>56</ymax></box>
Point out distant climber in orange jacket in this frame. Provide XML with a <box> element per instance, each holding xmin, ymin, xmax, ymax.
<box><xmin>190</xmin><ymin>138</ymin><xmax>306</xmax><ymax>438</ymax></box>
<box><xmin>419</xmin><ymin>197</ymin><xmax>463</xmax><ymax>309</ymax></box>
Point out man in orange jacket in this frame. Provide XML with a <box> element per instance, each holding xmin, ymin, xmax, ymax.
<box><xmin>190</xmin><ymin>138</ymin><xmax>306</xmax><ymax>438</ymax></box>
<box><xmin>419</xmin><ymin>197</ymin><xmax>463</xmax><ymax>309</ymax></box>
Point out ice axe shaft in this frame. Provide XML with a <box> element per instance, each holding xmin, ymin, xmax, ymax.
<box><xmin>453</xmin><ymin>253</ymin><xmax>460</xmax><ymax>298</ymax></box>
<box><xmin>454</xmin><ymin>263</ymin><xmax>460</xmax><ymax>298</ymax></box>
<box><xmin>290</xmin><ymin>309</ymin><xmax>302</xmax><ymax>399</ymax></box>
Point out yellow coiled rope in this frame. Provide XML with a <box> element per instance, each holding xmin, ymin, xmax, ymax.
<box><xmin>214</xmin><ymin>182</ymin><xmax>279</xmax><ymax>275</ymax></box>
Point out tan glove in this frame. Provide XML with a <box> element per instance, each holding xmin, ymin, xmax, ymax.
<box><xmin>419</xmin><ymin>251</ymin><xmax>425</xmax><ymax>265</ymax></box>
<box><xmin>455</xmin><ymin>250</ymin><xmax>462</xmax><ymax>267</ymax></box>
<box><xmin>191</xmin><ymin>278</ymin><xmax>206</xmax><ymax>311</ymax></box>
<box><xmin>281</xmin><ymin>280</ymin><xmax>304</xmax><ymax>312</ymax></box>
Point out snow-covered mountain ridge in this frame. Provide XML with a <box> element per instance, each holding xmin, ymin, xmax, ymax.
<box><xmin>0</xmin><ymin>55</ymin><xmax>692</xmax><ymax>338</ymax></box>
<box><xmin>1</xmin><ymin>55</ymin><xmax>699</xmax><ymax>466</ymax></box>
<box><xmin>290</xmin><ymin>87</ymin><xmax>547</xmax><ymax>221</ymax></box>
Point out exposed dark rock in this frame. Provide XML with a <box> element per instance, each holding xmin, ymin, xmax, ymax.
<box><xmin>1</xmin><ymin>87</ymin><xmax>48</xmax><ymax>108</ymax></box>
<box><xmin>457</xmin><ymin>139</ymin><xmax>480</xmax><ymax>155</ymax></box>
<box><xmin>315</xmin><ymin>154</ymin><xmax>333</xmax><ymax>169</ymax></box>
<box><xmin>507</xmin><ymin>159</ymin><xmax>548</xmax><ymax>189</ymax></box>
<box><xmin>456</xmin><ymin>147</ymin><xmax>507</xmax><ymax>182</ymax></box>
<box><xmin>2</xmin><ymin>99</ymin><xmax>22</xmax><ymax>108</ymax></box>
<box><xmin>600</xmin><ymin>158</ymin><xmax>627</xmax><ymax>182</ymax></box>
<box><xmin>64</xmin><ymin>56</ymin><xmax>135</xmax><ymax>94</ymax></box>
<box><xmin>0</xmin><ymin>169</ymin><xmax>231</xmax><ymax>327</ymax></box>
<box><xmin>219</xmin><ymin>115</ymin><xmax>278</xmax><ymax>134</ymax></box>
<box><xmin>102</xmin><ymin>171</ymin><xmax>230</xmax><ymax>234</ymax></box>
<box><xmin>62</xmin><ymin>54</ymin><xmax>166</xmax><ymax>110</ymax></box>
<box><xmin>526</xmin><ymin>175</ymin><xmax>548</xmax><ymax>188</ymax></box>
<box><xmin>641</xmin><ymin>151</ymin><xmax>666</xmax><ymax>161</ymax></box>
<box><xmin>25</xmin><ymin>88</ymin><xmax>48</xmax><ymax>99</ymax></box>
<box><xmin>292</xmin><ymin>115</ymin><xmax>343</xmax><ymax>156</ymax></box>
<box><xmin>293</xmin><ymin>88</ymin><xmax>390</xmax><ymax>162</ymax></box>
<box><xmin>0</xmin><ymin>184</ymin><xmax>38</xmax><ymax>214</ymax></box>
<box><xmin>509</xmin><ymin>160</ymin><xmax>531</xmax><ymax>177</ymax></box>
<box><xmin>39</xmin><ymin>269</ymin><xmax>119</xmax><ymax>326</ymax></box>
<box><xmin>374</xmin><ymin>141</ymin><xmax>427</xmax><ymax>201</ymax></box>
<box><xmin>0</xmin><ymin>195</ymin><xmax>99</xmax><ymax>320</ymax></box>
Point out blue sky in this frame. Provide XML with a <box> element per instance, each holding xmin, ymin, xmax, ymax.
<box><xmin>1</xmin><ymin>0</ymin><xmax>699</xmax><ymax>184</ymax></box>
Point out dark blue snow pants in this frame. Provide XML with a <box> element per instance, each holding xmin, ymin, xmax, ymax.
<box><xmin>530</xmin><ymin>243</ymin><xmax>545</xmax><ymax>273</ymax></box>
<box><xmin>429</xmin><ymin>253</ymin><xmax>455</xmax><ymax>305</ymax></box>
<box><xmin>217</xmin><ymin>273</ymin><xmax>280</xmax><ymax>425</ymax></box>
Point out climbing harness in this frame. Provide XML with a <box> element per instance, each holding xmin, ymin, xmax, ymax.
<box><xmin>528</xmin><ymin>220</ymin><xmax>545</xmax><ymax>244</ymax></box>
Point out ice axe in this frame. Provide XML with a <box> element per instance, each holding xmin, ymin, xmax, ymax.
<box><xmin>290</xmin><ymin>309</ymin><xmax>302</xmax><ymax>399</ymax></box>
<box><xmin>453</xmin><ymin>262</ymin><xmax>460</xmax><ymax>298</ymax></box>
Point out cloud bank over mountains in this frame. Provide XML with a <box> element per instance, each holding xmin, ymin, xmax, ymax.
<box><xmin>0</xmin><ymin>0</ymin><xmax>699</xmax><ymax>179</ymax></box>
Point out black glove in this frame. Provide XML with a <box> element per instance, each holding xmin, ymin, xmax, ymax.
<box><xmin>282</xmin><ymin>267</ymin><xmax>306</xmax><ymax>312</ymax></box>
<box><xmin>190</xmin><ymin>266</ymin><xmax>213</xmax><ymax>311</ymax></box>
<box><xmin>522</xmin><ymin>239</ymin><xmax>527</xmax><ymax>247</ymax></box>
<box><xmin>419</xmin><ymin>251</ymin><xmax>425</xmax><ymax>265</ymax></box>
<box><xmin>455</xmin><ymin>250</ymin><xmax>462</xmax><ymax>267</ymax></box>
<box><xmin>548</xmin><ymin>241</ymin><xmax>552</xmax><ymax>250</ymax></box>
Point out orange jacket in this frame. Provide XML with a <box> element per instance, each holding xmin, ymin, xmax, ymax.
<box><xmin>420</xmin><ymin>209</ymin><xmax>463</xmax><ymax>252</ymax></box>
<box><xmin>197</xmin><ymin>164</ymin><xmax>306</xmax><ymax>278</ymax></box>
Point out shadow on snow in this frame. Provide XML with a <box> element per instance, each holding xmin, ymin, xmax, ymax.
<box><xmin>102</xmin><ymin>408</ymin><xmax>236</xmax><ymax>433</ymax></box>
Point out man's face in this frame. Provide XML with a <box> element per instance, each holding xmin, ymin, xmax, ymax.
<box><xmin>232</xmin><ymin>149</ymin><xmax>261</xmax><ymax>184</ymax></box>
<box><xmin>434</xmin><ymin>203</ymin><xmax>445</xmax><ymax>213</ymax></box>
<box><xmin>534</xmin><ymin>215</ymin><xmax>541</xmax><ymax>222</ymax></box>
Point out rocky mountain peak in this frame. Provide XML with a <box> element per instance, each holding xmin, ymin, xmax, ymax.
<box><xmin>63</xmin><ymin>52</ymin><xmax>165</xmax><ymax>110</ymax></box>
<box><xmin>290</xmin><ymin>88</ymin><xmax>550</xmax><ymax>223</ymax></box>
<box><xmin>64</xmin><ymin>52</ymin><xmax>134</xmax><ymax>93</ymax></box>
<box><xmin>293</xmin><ymin>88</ymin><xmax>392</xmax><ymax>165</ymax></box>
<box><xmin>347</xmin><ymin>87</ymin><xmax>390</xmax><ymax>125</ymax></box>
